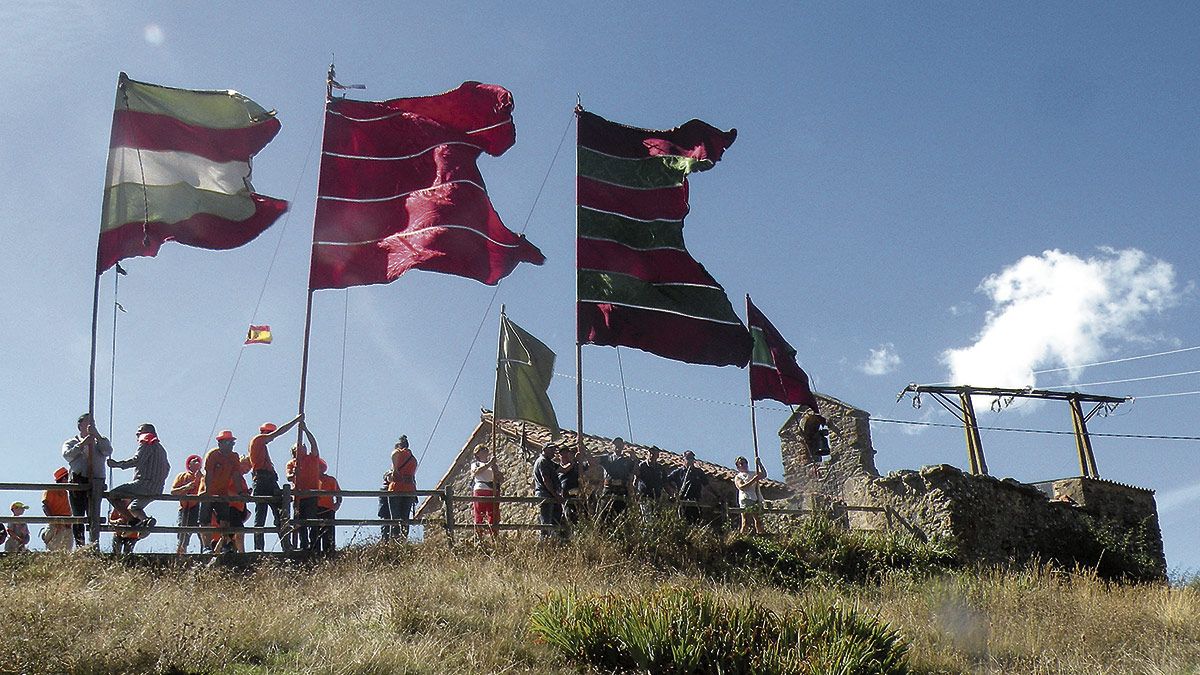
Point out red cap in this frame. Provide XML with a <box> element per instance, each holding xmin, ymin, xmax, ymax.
<box><xmin>54</xmin><ymin>466</ymin><xmax>69</xmax><ymax>481</ymax></box>
<box><xmin>216</xmin><ymin>429</ymin><xmax>236</xmax><ymax>442</ymax></box>
<box><xmin>186</xmin><ymin>454</ymin><xmax>202</xmax><ymax>467</ymax></box>
<box><xmin>260</xmin><ymin>423</ymin><xmax>277</xmax><ymax>434</ymax></box>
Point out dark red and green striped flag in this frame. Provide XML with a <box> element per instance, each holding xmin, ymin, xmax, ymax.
<box><xmin>747</xmin><ymin>296</ymin><xmax>819</xmax><ymax>411</ymax></box>
<box><xmin>97</xmin><ymin>73</ymin><xmax>288</xmax><ymax>273</ymax></box>
<box><xmin>576</xmin><ymin>109</ymin><xmax>751</xmax><ymax>367</ymax></box>
<box><xmin>309</xmin><ymin>82</ymin><xmax>545</xmax><ymax>290</ymax></box>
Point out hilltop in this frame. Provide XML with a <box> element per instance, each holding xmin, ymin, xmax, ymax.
<box><xmin>2</xmin><ymin>516</ymin><xmax>1198</xmax><ymax>674</ymax></box>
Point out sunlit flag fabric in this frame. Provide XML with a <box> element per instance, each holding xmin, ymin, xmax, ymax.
<box><xmin>576</xmin><ymin>110</ymin><xmax>751</xmax><ymax>367</ymax></box>
<box><xmin>747</xmin><ymin>296</ymin><xmax>819</xmax><ymax>412</ymax></box>
<box><xmin>309</xmin><ymin>82</ymin><xmax>545</xmax><ymax>290</ymax></box>
<box><xmin>494</xmin><ymin>313</ymin><xmax>559</xmax><ymax>433</ymax></box>
<box><xmin>245</xmin><ymin>325</ymin><xmax>273</xmax><ymax>345</ymax></box>
<box><xmin>97</xmin><ymin>73</ymin><xmax>288</xmax><ymax>273</ymax></box>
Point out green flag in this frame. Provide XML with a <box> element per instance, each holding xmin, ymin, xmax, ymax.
<box><xmin>494</xmin><ymin>313</ymin><xmax>559</xmax><ymax>433</ymax></box>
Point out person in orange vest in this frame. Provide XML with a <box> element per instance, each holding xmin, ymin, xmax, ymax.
<box><xmin>315</xmin><ymin>459</ymin><xmax>342</xmax><ymax>553</ymax></box>
<box><xmin>384</xmin><ymin>435</ymin><xmax>418</xmax><ymax>542</ymax></box>
<box><xmin>41</xmin><ymin>467</ymin><xmax>74</xmax><ymax>551</ymax></box>
<box><xmin>285</xmin><ymin>425</ymin><xmax>321</xmax><ymax>551</ymax></box>
<box><xmin>200</xmin><ymin>430</ymin><xmax>240</xmax><ymax>555</ymax></box>
<box><xmin>228</xmin><ymin>459</ymin><xmax>251</xmax><ymax>554</ymax></box>
<box><xmin>245</xmin><ymin>413</ymin><xmax>302</xmax><ymax>552</ymax></box>
<box><xmin>170</xmin><ymin>454</ymin><xmax>203</xmax><ymax>555</ymax></box>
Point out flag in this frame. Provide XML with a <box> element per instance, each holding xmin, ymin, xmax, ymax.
<box><xmin>747</xmin><ymin>296</ymin><xmax>819</xmax><ymax>412</ymax></box>
<box><xmin>494</xmin><ymin>313</ymin><xmax>559</xmax><ymax>433</ymax></box>
<box><xmin>576</xmin><ymin>109</ymin><xmax>751</xmax><ymax>367</ymax></box>
<box><xmin>309</xmin><ymin>82</ymin><xmax>545</xmax><ymax>290</ymax></box>
<box><xmin>245</xmin><ymin>325</ymin><xmax>273</xmax><ymax>345</ymax></box>
<box><xmin>97</xmin><ymin>73</ymin><xmax>289</xmax><ymax>273</ymax></box>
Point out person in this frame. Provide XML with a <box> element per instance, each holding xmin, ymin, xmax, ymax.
<box><xmin>635</xmin><ymin>446</ymin><xmax>669</xmax><ymax>515</ymax></box>
<box><xmin>532</xmin><ymin>444</ymin><xmax>564</xmax><ymax>540</ymax></box>
<box><xmin>108</xmin><ymin>499</ymin><xmax>140</xmax><ymax>554</ymax></box>
<box><xmin>199</xmin><ymin>430</ymin><xmax>240</xmax><ymax>554</ymax></box>
<box><xmin>733</xmin><ymin>456</ymin><xmax>767</xmax><ymax>535</ymax></box>
<box><xmin>469</xmin><ymin>444</ymin><xmax>501</xmax><ymax>538</ymax></box>
<box><xmin>61</xmin><ymin>413</ymin><xmax>113</xmax><ymax>546</ymax></box>
<box><xmin>377</xmin><ymin>470</ymin><xmax>393</xmax><ymax>541</ymax></box>
<box><xmin>557</xmin><ymin>445</ymin><xmax>586</xmax><ymax>526</ymax></box>
<box><xmin>170</xmin><ymin>454</ymin><xmax>203</xmax><ymax>555</ymax></box>
<box><xmin>245</xmin><ymin>414</ymin><xmax>302</xmax><ymax>552</ymax></box>
<box><xmin>107</xmin><ymin>423</ymin><xmax>169</xmax><ymax>529</ymax></box>
<box><xmin>594</xmin><ymin>437</ymin><xmax>637</xmax><ymax>519</ymax></box>
<box><xmin>315</xmin><ymin>460</ymin><xmax>342</xmax><ymax>553</ymax></box>
<box><xmin>41</xmin><ymin>467</ymin><xmax>74</xmax><ymax>551</ymax></box>
<box><xmin>384</xmin><ymin>435</ymin><xmax>417</xmax><ymax>542</ymax></box>
<box><xmin>5</xmin><ymin>502</ymin><xmax>30</xmax><ymax>552</ymax></box>
<box><xmin>285</xmin><ymin>426</ymin><xmax>321</xmax><ymax>551</ymax></box>
<box><xmin>228</xmin><ymin>462</ymin><xmax>251</xmax><ymax>554</ymax></box>
<box><xmin>800</xmin><ymin>410</ymin><xmax>831</xmax><ymax>462</ymax></box>
<box><xmin>667</xmin><ymin>451</ymin><xmax>712</xmax><ymax>524</ymax></box>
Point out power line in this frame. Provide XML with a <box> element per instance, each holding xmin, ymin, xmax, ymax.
<box><xmin>557</xmin><ymin>372</ymin><xmax>1200</xmax><ymax>442</ymax></box>
<box><xmin>1033</xmin><ymin>344</ymin><xmax>1200</xmax><ymax>375</ymax></box>
<box><xmin>1045</xmin><ymin>368</ymin><xmax>1200</xmax><ymax>390</ymax></box>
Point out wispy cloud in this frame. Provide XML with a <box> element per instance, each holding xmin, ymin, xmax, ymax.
<box><xmin>1156</xmin><ymin>480</ymin><xmax>1200</xmax><ymax>517</ymax></box>
<box><xmin>943</xmin><ymin>248</ymin><xmax>1178</xmax><ymax>388</ymax></box>
<box><xmin>860</xmin><ymin>344</ymin><xmax>901</xmax><ymax>376</ymax></box>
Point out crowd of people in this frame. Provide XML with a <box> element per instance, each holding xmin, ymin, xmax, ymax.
<box><xmin>524</xmin><ymin>436</ymin><xmax>771</xmax><ymax>539</ymax></box>
<box><xmin>5</xmin><ymin>412</ymin><xmax>804</xmax><ymax>555</ymax></box>
<box><xmin>26</xmin><ymin>412</ymin><xmax>348</xmax><ymax>555</ymax></box>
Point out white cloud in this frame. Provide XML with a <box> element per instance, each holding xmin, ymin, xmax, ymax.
<box><xmin>943</xmin><ymin>248</ymin><xmax>1178</xmax><ymax>388</ymax></box>
<box><xmin>144</xmin><ymin>24</ymin><xmax>165</xmax><ymax>46</ymax></box>
<box><xmin>860</xmin><ymin>343</ymin><xmax>901</xmax><ymax>376</ymax></box>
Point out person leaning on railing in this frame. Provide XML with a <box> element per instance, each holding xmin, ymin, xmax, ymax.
<box><xmin>594</xmin><ymin>437</ymin><xmax>637</xmax><ymax>520</ymax></box>
<box><xmin>315</xmin><ymin>459</ymin><xmax>342</xmax><ymax>553</ymax></box>
<box><xmin>385</xmin><ymin>435</ymin><xmax>417</xmax><ymax>542</ymax></box>
<box><xmin>41</xmin><ymin>467</ymin><xmax>74</xmax><ymax>551</ymax></box>
<box><xmin>667</xmin><ymin>450</ymin><xmax>712</xmax><ymax>524</ymax></box>
<box><xmin>557</xmin><ymin>445</ymin><xmax>586</xmax><ymax>526</ymax></box>
<box><xmin>245</xmin><ymin>414</ymin><xmax>302</xmax><ymax>552</ymax></box>
<box><xmin>532</xmin><ymin>444</ymin><xmax>564</xmax><ymax>541</ymax></box>
<box><xmin>171</xmin><ymin>454</ymin><xmax>203</xmax><ymax>555</ymax></box>
<box><xmin>61</xmin><ymin>413</ymin><xmax>112</xmax><ymax>547</ymax></box>
<box><xmin>286</xmin><ymin>426</ymin><xmax>321</xmax><ymax>551</ymax></box>
<box><xmin>200</xmin><ymin>430</ymin><xmax>241</xmax><ymax>554</ymax></box>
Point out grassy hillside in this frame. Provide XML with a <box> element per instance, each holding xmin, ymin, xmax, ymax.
<box><xmin>2</xmin><ymin>518</ymin><xmax>1197</xmax><ymax>673</ymax></box>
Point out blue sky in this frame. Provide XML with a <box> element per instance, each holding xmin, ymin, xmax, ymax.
<box><xmin>3</xmin><ymin>3</ymin><xmax>1199</xmax><ymax>572</ymax></box>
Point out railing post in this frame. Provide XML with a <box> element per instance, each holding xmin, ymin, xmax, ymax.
<box><xmin>88</xmin><ymin>478</ymin><xmax>103</xmax><ymax>545</ymax></box>
<box><xmin>443</xmin><ymin>486</ymin><xmax>456</xmax><ymax>547</ymax></box>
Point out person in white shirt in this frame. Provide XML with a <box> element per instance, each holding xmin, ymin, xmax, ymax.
<box><xmin>470</xmin><ymin>444</ymin><xmax>503</xmax><ymax>538</ymax></box>
<box><xmin>733</xmin><ymin>455</ymin><xmax>767</xmax><ymax>535</ymax></box>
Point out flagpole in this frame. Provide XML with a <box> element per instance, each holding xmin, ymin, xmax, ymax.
<box><xmin>574</xmin><ymin>102</ymin><xmax>584</xmax><ymax>457</ymax></box>
<box><xmin>87</xmin><ymin>268</ymin><xmax>101</xmax><ymax>440</ymax></box>
<box><xmin>492</xmin><ymin>305</ymin><xmax>505</xmax><ymax>455</ymax></box>
<box><xmin>296</xmin><ymin>64</ymin><xmax>336</xmax><ymax>448</ymax></box>
<box><xmin>746</xmin><ymin>295</ymin><xmax>761</xmax><ymax>465</ymax></box>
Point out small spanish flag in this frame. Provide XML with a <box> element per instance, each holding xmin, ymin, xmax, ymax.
<box><xmin>245</xmin><ymin>325</ymin><xmax>273</xmax><ymax>345</ymax></box>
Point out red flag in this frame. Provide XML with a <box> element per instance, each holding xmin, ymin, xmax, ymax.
<box><xmin>747</xmin><ymin>296</ymin><xmax>819</xmax><ymax>411</ymax></box>
<box><xmin>309</xmin><ymin>82</ymin><xmax>544</xmax><ymax>290</ymax></box>
<box><xmin>576</xmin><ymin>109</ymin><xmax>751</xmax><ymax>367</ymax></box>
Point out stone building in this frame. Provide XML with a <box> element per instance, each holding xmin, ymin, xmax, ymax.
<box><xmin>416</xmin><ymin>411</ymin><xmax>791</xmax><ymax>531</ymax></box>
<box><xmin>780</xmin><ymin>393</ymin><xmax>1166</xmax><ymax>578</ymax></box>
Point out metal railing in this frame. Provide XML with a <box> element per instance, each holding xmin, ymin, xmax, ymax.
<box><xmin>0</xmin><ymin>481</ymin><xmax>903</xmax><ymax>552</ymax></box>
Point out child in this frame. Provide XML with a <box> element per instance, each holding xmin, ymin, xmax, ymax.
<box><xmin>733</xmin><ymin>456</ymin><xmax>767</xmax><ymax>535</ymax></box>
<box><xmin>5</xmin><ymin>502</ymin><xmax>31</xmax><ymax>552</ymax></box>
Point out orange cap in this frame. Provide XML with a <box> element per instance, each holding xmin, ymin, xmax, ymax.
<box><xmin>216</xmin><ymin>430</ymin><xmax>236</xmax><ymax>442</ymax></box>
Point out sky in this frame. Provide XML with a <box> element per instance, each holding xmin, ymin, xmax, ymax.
<box><xmin>3</xmin><ymin>3</ymin><xmax>1199</xmax><ymax>572</ymax></box>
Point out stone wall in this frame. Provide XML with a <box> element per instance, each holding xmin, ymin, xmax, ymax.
<box><xmin>776</xmin><ymin>393</ymin><xmax>1167</xmax><ymax>578</ymax></box>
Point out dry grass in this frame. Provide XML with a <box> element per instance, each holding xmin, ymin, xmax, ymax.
<box><xmin>1</xmin><ymin>540</ymin><xmax>1198</xmax><ymax>674</ymax></box>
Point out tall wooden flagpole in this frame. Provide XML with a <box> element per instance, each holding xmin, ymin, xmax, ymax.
<box><xmin>574</xmin><ymin>102</ymin><xmax>584</xmax><ymax>456</ymax></box>
<box><xmin>492</xmin><ymin>305</ymin><xmax>505</xmax><ymax>454</ymax></box>
<box><xmin>746</xmin><ymin>295</ymin><xmax>761</xmax><ymax>464</ymax></box>
<box><xmin>295</xmin><ymin>65</ymin><xmax>335</xmax><ymax>448</ymax></box>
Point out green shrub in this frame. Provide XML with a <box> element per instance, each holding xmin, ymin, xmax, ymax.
<box><xmin>529</xmin><ymin>587</ymin><xmax>911</xmax><ymax>674</ymax></box>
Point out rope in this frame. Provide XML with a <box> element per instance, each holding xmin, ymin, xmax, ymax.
<box><xmin>416</xmin><ymin>109</ymin><xmax>574</xmax><ymax>465</ymax></box>
<box><xmin>616</xmin><ymin>347</ymin><xmax>634</xmax><ymax>442</ymax></box>
<box><xmin>204</xmin><ymin>117</ymin><xmax>323</xmax><ymax>448</ymax></box>
<box><xmin>335</xmin><ymin>290</ymin><xmax>349</xmax><ymax>474</ymax></box>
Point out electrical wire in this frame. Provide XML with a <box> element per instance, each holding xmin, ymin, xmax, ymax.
<box><xmin>417</xmin><ymin>109</ymin><xmax>574</xmax><ymax>465</ymax></box>
<box><xmin>1044</xmin><ymin>368</ymin><xmax>1200</xmax><ymax>390</ymax></box>
<box><xmin>1033</xmin><ymin>345</ymin><xmax>1200</xmax><ymax>375</ymax></box>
